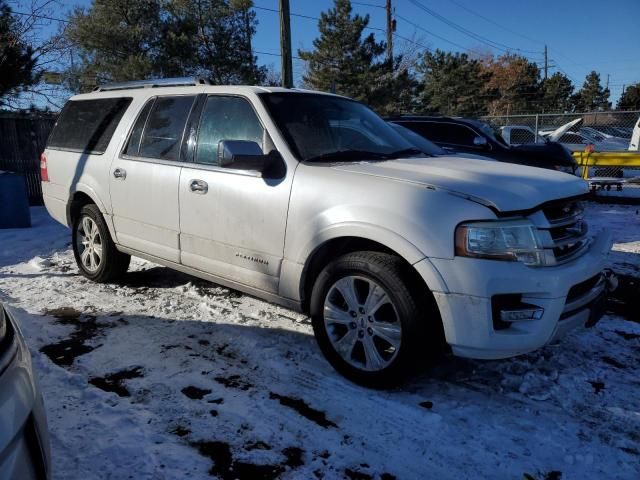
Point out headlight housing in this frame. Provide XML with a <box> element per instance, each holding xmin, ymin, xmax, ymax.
<box><xmin>455</xmin><ymin>220</ymin><xmax>548</xmax><ymax>266</ymax></box>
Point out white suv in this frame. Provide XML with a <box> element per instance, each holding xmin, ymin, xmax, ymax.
<box><xmin>41</xmin><ymin>78</ymin><xmax>613</xmax><ymax>386</ymax></box>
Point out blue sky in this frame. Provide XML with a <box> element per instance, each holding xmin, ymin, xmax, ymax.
<box><xmin>12</xmin><ymin>0</ymin><xmax>640</xmax><ymax>103</ymax></box>
<box><xmin>252</xmin><ymin>0</ymin><xmax>638</xmax><ymax>103</ymax></box>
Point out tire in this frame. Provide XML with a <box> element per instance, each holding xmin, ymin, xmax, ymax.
<box><xmin>72</xmin><ymin>204</ymin><xmax>130</xmax><ymax>283</ymax></box>
<box><xmin>310</xmin><ymin>251</ymin><xmax>442</xmax><ymax>388</ymax></box>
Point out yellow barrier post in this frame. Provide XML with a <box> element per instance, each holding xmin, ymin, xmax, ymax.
<box><xmin>571</xmin><ymin>151</ymin><xmax>640</xmax><ymax>177</ymax></box>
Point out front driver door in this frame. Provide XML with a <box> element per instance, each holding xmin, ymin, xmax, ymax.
<box><xmin>178</xmin><ymin>95</ymin><xmax>293</xmax><ymax>294</ymax></box>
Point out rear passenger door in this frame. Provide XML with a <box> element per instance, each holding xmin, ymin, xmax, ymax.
<box><xmin>110</xmin><ymin>95</ymin><xmax>196</xmax><ymax>263</ymax></box>
<box><xmin>178</xmin><ymin>95</ymin><xmax>291</xmax><ymax>294</ymax></box>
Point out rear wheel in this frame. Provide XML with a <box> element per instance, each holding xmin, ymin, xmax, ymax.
<box><xmin>72</xmin><ymin>204</ymin><xmax>130</xmax><ymax>282</ymax></box>
<box><xmin>310</xmin><ymin>251</ymin><xmax>440</xmax><ymax>387</ymax></box>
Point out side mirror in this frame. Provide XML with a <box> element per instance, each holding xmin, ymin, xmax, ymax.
<box><xmin>218</xmin><ymin>140</ymin><xmax>270</xmax><ymax>172</ymax></box>
<box><xmin>473</xmin><ymin>136</ymin><xmax>488</xmax><ymax>148</ymax></box>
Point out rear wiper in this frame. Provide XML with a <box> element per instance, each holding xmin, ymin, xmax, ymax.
<box><xmin>305</xmin><ymin>150</ymin><xmax>395</xmax><ymax>163</ymax></box>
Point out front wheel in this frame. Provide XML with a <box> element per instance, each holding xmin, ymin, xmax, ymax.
<box><xmin>310</xmin><ymin>251</ymin><xmax>440</xmax><ymax>387</ymax></box>
<box><xmin>72</xmin><ymin>204</ymin><xmax>130</xmax><ymax>282</ymax></box>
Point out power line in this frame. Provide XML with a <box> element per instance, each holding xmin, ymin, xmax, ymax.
<box><xmin>407</xmin><ymin>0</ymin><xmax>541</xmax><ymax>56</ymax></box>
<box><xmin>443</xmin><ymin>0</ymin><xmax>541</xmax><ymax>47</ymax></box>
<box><xmin>394</xmin><ymin>12</ymin><xmax>468</xmax><ymax>51</ymax></box>
<box><xmin>11</xmin><ymin>10</ymin><xmax>69</xmax><ymax>23</ymax></box>
<box><xmin>253</xmin><ymin>3</ymin><xmax>432</xmax><ymax>53</ymax></box>
<box><xmin>351</xmin><ymin>1</ymin><xmax>386</xmax><ymax>9</ymax></box>
<box><xmin>253</xmin><ymin>5</ymin><xmax>318</xmax><ymax>21</ymax></box>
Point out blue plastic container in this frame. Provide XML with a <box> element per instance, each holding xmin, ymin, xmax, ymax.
<box><xmin>0</xmin><ymin>172</ymin><xmax>32</xmax><ymax>228</ymax></box>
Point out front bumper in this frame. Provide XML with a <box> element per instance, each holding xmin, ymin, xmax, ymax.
<box><xmin>0</xmin><ymin>306</ymin><xmax>50</xmax><ymax>480</ymax></box>
<box><xmin>424</xmin><ymin>230</ymin><xmax>613</xmax><ymax>359</ymax></box>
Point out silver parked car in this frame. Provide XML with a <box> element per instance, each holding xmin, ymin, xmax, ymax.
<box><xmin>41</xmin><ymin>79</ymin><xmax>612</xmax><ymax>386</ymax></box>
<box><xmin>0</xmin><ymin>304</ymin><xmax>50</xmax><ymax>479</ymax></box>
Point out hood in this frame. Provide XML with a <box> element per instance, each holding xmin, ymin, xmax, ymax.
<box><xmin>547</xmin><ymin>118</ymin><xmax>583</xmax><ymax>142</ymax></box>
<box><xmin>333</xmin><ymin>156</ymin><xmax>588</xmax><ymax>212</ymax></box>
<box><xmin>509</xmin><ymin>142</ymin><xmax>577</xmax><ymax>166</ymax></box>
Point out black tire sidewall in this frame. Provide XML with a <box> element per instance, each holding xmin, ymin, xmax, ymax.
<box><xmin>310</xmin><ymin>252</ymin><xmax>425</xmax><ymax>387</ymax></box>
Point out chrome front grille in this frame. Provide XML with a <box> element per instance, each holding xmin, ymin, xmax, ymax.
<box><xmin>533</xmin><ymin>199</ymin><xmax>591</xmax><ymax>265</ymax></box>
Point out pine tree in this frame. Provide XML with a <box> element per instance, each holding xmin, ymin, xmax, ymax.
<box><xmin>65</xmin><ymin>0</ymin><xmax>163</xmax><ymax>89</ymax></box>
<box><xmin>0</xmin><ymin>1</ymin><xmax>37</xmax><ymax>105</ymax></box>
<box><xmin>170</xmin><ymin>0</ymin><xmax>265</xmax><ymax>84</ymax></box>
<box><xmin>540</xmin><ymin>72</ymin><xmax>574</xmax><ymax>113</ymax></box>
<box><xmin>571</xmin><ymin>71</ymin><xmax>611</xmax><ymax>112</ymax></box>
<box><xmin>416</xmin><ymin>50</ymin><xmax>488</xmax><ymax>116</ymax></box>
<box><xmin>616</xmin><ymin>83</ymin><xmax>640</xmax><ymax>110</ymax></box>
<box><xmin>65</xmin><ymin>0</ymin><xmax>264</xmax><ymax>91</ymax></box>
<box><xmin>298</xmin><ymin>0</ymin><xmax>412</xmax><ymax>114</ymax></box>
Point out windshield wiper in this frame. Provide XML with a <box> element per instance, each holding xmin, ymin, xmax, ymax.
<box><xmin>305</xmin><ymin>150</ymin><xmax>395</xmax><ymax>163</ymax></box>
<box><xmin>385</xmin><ymin>147</ymin><xmax>427</xmax><ymax>158</ymax></box>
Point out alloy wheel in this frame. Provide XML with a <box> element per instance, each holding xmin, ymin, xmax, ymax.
<box><xmin>323</xmin><ymin>275</ymin><xmax>402</xmax><ymax>372</ymax></box>
<box><xmin>76</xmin><ymin>216</ymin><xmax>103</xmax><ymax>273</ymax></box>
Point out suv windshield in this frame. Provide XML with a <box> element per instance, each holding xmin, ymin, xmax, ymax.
<box><xmin>260</xmin><ymin>92</ymin><xmax>418</xmax><ymax>162</ymax></box>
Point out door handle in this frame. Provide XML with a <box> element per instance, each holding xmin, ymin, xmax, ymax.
<box><xmin>189</xmin><ymin>179</ymin><xmax>208</xmax><ymax>194</ymax></box>
<box><xmin>113</xmin><ymin>168</ymin><xmax>126</xmax><ymax>180</ymax></box>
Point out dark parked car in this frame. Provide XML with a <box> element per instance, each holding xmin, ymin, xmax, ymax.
<box><xmin>387</xmin><ymin>116</ymin><xmax>577</xmax><ymax>173</ymax></box>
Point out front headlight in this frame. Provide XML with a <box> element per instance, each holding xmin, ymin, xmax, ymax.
<box><xmin>455</xmin><ymin>220</ymin><xmax>548</xmax><ymax>266</ymax></box>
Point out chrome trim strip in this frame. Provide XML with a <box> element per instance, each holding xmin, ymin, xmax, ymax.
<box><xmin>547</xmin><ymin>212</ymin><xmax>584</xmax><ymax>227</ymax></box>
<box><xmin>552</xmin><ymin>238</ymin><xmax>592</xmax><ymax>265</ymax></box>
<box><xmin>563</xmin><ymin>276</ymin><xmax>606</xmax><ymax>313</ymax></box>
<box><xmin>552</xmin><ymin>231</ymin><xmax>589</xmax><ymax>247</ymax></box>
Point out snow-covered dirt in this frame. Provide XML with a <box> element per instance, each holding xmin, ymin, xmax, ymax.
<box><xmin>0</xmin><ymin>204</ymin><xmax>639</xmax><ymax>480</ymax></box>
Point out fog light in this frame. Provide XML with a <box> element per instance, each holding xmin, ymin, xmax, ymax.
<box><xmin>500</xmin><ymin>307</ymin><xmax>544</xmax><ymax>322</ymax></box>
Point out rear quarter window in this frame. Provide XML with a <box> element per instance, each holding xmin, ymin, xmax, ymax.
<box><xmin>510</xmin><ymin>128</ymin><xmax>535</xmax><ymax>144</ymax></box>
<box><xmin>47</xmin><ymin>97</ymin><xmax>132</xmax><ymax>154</ymax></box>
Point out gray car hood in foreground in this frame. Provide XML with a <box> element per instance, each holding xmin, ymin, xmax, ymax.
<box><xmin>333</xmin><ymin>156</ymin><xmax>588</xmax><ymax>212</ymax></box>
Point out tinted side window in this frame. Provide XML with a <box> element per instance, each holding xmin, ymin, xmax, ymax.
<box><xmin>47</xmin><ymin>98</ymin><xmax>132</xmax><ymax>154</ymax></box>
<box><xmin>138</xmin><ymin>96</ymin><xmax>196</xmax><ymax>161</ymax></box>
<box><xmin>446</xmin><ymin>125</ymin><xmax>478</xmax><ymax>146</ymax></box>
<box><xmin>195</xmin><ymin>96</ymin><xmax>264</xmax><ymax>165</ymax></box>
<box><xmin>123</xmin><ymin>98</ymin><xmax>155</xmax><ymax>157</ymax></box>
<box><xmin>510</xmin><ymin>128</ymin><xmax>535</xmax><ymax>144</ymax></box>
<box><xmin>400</xmin><ymin>122</ymin><xmax>448</xmax><ymax>143</ymax></box>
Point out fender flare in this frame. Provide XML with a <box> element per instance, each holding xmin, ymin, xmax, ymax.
<box><xmin>66</xmin><ymin>184</ymin><xmax>116</xmax><ymax>239</ymax></box>
<box><xmin>294</xmin><ymin>221</ymin><xmax>449</xmax><ymax>298</ymax></box>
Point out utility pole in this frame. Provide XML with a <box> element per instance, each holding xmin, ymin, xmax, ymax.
<box><xmin>386</xmin><ymin>0</ymin><xmax>393</xmax><ymax>63</ymax></box>
<box><xmin>605</xmin><ymin>73</ymin><xmax>610</xmax><ymax>90</ymax></box>
<box><xmin>279</xmin><ymin>0</ymin><xmax>293</xmax><ymax>88</ymax></box>
<box><xmin>244</xmin><ymin>7</ymin><xmax>254</xmax><ymax>81</ymax></box>
<box><xmin>543</xmin><ymin>45</ymin><xmax>548</xmax><ymax>80</ymax></box>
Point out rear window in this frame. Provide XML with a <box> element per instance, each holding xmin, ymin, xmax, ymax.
<box><xmin>47</xmin><ymin>97</ymin><xmax>132</xmax><ymax>154</ymax></box>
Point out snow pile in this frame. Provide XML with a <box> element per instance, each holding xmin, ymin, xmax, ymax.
<box><xmin>0</xmin><ymin>206</ymin><xmax>638</xmax><ymax>480</ymax></box>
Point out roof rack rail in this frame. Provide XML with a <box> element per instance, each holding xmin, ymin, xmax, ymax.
<box><xmin>94</xmin><ymin>77</ymin><xmax>210</xmax><ymax>92</ymax></box>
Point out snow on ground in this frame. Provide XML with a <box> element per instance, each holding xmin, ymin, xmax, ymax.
<box><xmin>0</xmin><ymin>205</ymin><xmax>639</xmax><ymax>480</ymax></box>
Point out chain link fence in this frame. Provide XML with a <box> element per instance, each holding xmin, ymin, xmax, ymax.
<box><xmin>481</xmin><ymin>110</ymin><xmax>640</xmax><ymax>199</ymax></box>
